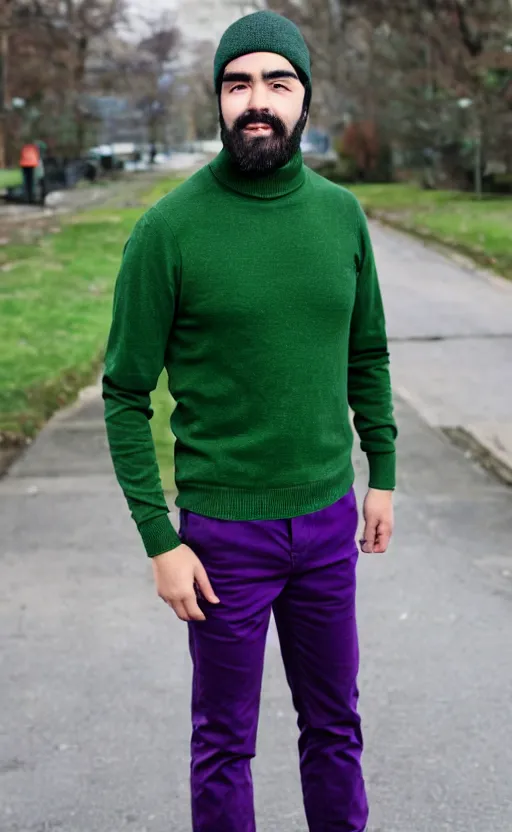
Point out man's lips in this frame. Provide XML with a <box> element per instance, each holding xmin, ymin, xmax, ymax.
<box><xmin>243</xmin><ymin>123</ymin><xmax>273</xmax><ymax>134</ymax></box>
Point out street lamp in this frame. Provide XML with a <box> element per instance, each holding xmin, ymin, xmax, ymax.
<box><xmin>458</xmin><ymin>97</ymin><xmax>482</xmax><ymax>199</ymax></box>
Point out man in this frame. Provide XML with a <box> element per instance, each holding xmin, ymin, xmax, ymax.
<box><xmin>103</xmin><ymin>11</ymin><xmax>397</xmax><ymax>832</ymax></box>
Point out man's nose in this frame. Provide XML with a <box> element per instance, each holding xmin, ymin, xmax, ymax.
<box><xmin>248</xmin><ymin>82</ymin><xmax>270</xmax><ymax>112</ymax></box>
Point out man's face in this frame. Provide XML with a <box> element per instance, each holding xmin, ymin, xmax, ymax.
<box><xmin>219</xmin><ymin>51</ymin><xmax>308</xmax><ymax>174</ymax></box>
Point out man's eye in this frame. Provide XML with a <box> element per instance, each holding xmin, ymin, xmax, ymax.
<box><xmin>273</xmin><ymin>83</ymin><xmax>287</xmax><ymax>90</ymax></box>
<box><xmin>231</xmin><ymin>84</ymin><xmax>247</xmax><ymax>92</ymax></box>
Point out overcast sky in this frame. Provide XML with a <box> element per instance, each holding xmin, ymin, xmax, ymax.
<box><xmin>127</xmin><ymin>0</ymin><xmax>239</xmax><ymax>43</ymax></box>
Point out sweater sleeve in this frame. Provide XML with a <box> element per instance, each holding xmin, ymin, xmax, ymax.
<box><xmin>102</xmin><ymin>208</ymin><xmax>182</xmax><ymax>556</ymax></box>
<box><xmin>347</xmin><ymin>199</ymin><xmax>397</xmax><ymax>490</ymax></box>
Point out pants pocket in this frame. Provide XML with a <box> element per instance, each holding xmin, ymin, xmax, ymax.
<box><xmin>178</xmin><ymin>508</ymin><xmax>189</xmax><ymax>542</ymax></box>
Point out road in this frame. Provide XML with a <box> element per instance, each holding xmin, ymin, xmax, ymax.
<box><xmin>1</xmin><ymin>221</ymin><xmax>512</xmax><ymax>831</ymax></box>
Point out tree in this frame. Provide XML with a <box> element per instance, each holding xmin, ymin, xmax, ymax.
<box><xmin>341</xmin><ymin>121</ymin><xmax>380</xmax><ymax>180</ymax></box>
<box><xmin>257</xmin><ymin>0</ymin><xmax>512</xmax><ymax>187</ymax></box>
<box><xmin>92</xmin><ymin>11</ymin><xmax>181</xmax><ymax>147</ymax></box>
<box><xmin>135</xmin><ymin>13</ymin><xmax>181</xmax><ymax>146</ymax></box>
<box><xmin>184</xmin><ymin>39</ymin><xmax>219</xmax><ymax>141</ymax></box>
<box><xmin>0</xmin><ymin>0</ymin><xmax>15</xmax><ymax>166</ymax></box>
<box><xmin>4</xmin><ymin>0</ymin><xmax>127</xmax><ymax>160</ymax></box>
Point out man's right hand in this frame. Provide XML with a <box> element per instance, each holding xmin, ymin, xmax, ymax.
<box><xmin>151</xmin><ymin>544</ymin><xmax>220</xmax><ymax>622</ymax></box>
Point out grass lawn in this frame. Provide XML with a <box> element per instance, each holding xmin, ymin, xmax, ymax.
<box><xmin>347</xmin><ymin>183</ymin><xmax>512</xmax><ymax>280</ymax></box>
<box><xmin>1</xmin><ymin>176</ymin><xmax>183</xmax><ymax>449</ymax></box>
<box><xmin>0</xmin><ymin>169</ymin><xmax>23</xmax><ymax>189</ymax></box>
<box><xmin>150</xmin><ymin>370</ymin><xmax>176</xmax><ymax>492</ymax></box>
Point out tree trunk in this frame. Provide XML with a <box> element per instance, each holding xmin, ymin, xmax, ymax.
<box><xmin>0</xmin><ymin>25</ymin><xmax>10</xmax><ymax>169</ymax></box>
<box><xmin>72</xmin><ymin>35</ymin><xmax>88</xmax><ymax>156</ymax></box>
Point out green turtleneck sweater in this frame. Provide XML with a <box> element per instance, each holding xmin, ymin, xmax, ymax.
<box><xmin>103</xmin><ymin>150</ymin><xmax>397</xmax><ymax>557</ymax></box>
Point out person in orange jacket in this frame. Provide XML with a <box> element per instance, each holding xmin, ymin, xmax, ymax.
<box><xmin>19</xmin><ymin>142</ymin><xmax>41</xmax><ymax>203</ymax></box>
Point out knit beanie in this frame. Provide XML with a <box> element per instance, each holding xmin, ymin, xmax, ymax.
<box><xmin>214</xmin><ymin>11</ymin><xmax>312</xmax><ymax>98</ymax></box>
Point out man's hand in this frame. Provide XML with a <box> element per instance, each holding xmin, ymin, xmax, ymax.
<box><xmin>360</xmin><ymin>488</ymin><xmax>394</xmax><ymax>554</ymax></box>
<box><xmin>151</xmin><ymin>544</ymin><xmax>220</xmax><ymax>622</ymax></box>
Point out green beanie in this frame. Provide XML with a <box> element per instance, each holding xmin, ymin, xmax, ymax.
<box><xmin>214</xmin><ymin>11</ymin><xmax>312</xmax><ymax>96</ymax></box>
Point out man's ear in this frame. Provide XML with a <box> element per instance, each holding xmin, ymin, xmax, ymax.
<box><xmin>303</xmin><ymin>85</ymin><xmax>311</xmax><ymax>115</ymax></box>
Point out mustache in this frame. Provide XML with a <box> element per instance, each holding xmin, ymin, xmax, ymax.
<box><xmin>233</xmin><ymin>109</ymin><xmax>287</xmax><ymax>137</ymax></box>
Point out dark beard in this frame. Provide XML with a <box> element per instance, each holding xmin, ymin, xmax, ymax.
<box><xmin>220</xmin><ymin>107</ymin><xmax>308</xmax><ymax>175</ymax></box>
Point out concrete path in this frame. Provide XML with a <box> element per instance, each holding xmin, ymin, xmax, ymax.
<box><xmin>1</xmin><ymin>223</ymin><xmax>512</xmax><ymax>831</ymax></box>
<box><xmin>371</xmin><ymin>221</ymin><xmax>512</xmax><ymax>480</ymax></box>
<box><xmin>2</xmin><ymin>389</ymin><xmax>512</xmax><ymax>830</ymax></box>
<box><xmin>0</xmin><ymin>155</ymin><xmax>207</xmax><ymax>246</ymax></box>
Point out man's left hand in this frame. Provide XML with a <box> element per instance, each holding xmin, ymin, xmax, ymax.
<box><xmin>360</xmin><ymin>488</ymin><xmax>394</xmax><ymax>554</ymax></box>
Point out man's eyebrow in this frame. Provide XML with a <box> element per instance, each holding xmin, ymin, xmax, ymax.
<box><xmin>222</xmin><ymin>72</ymin><xmax>252</xmax><ymax>84</ymax></box>
<box><xmin>222</xmin><ymin>70</ymin><xmax>299</xmax><ymax>84</ymax></box>
<box><xmin>262</xmin><ymin>70</ymin><xmax>299</xmax><ymax>82</ymax></box>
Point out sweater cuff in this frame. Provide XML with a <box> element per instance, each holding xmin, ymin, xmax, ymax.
<box><xmin>138</xmin><ymin>514</ymin><xmax>181</xmax><ymax>558</ymax></box>
<box><xmin>367</xmin><ymin>452</ymin><xmax>396</xmax><ymax>491</ymax></box>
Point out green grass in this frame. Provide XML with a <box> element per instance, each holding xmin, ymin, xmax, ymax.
<box><xmin>0</xmin><ymin>176</ymin><xmax>183</xmax><ymax>440</ymax></box>
<box><xmin>346</xmin><ymin>183</ymin><xmax>512</xmax><ymax>279</ymax></box>
<box><xmin>141</xmin><ymin>177</ymin><xmax>185</xmax><ymax>206</ymax></box>
<box><xmin>150</xmin><ymin>371</ymin><xmax>176</xmax><ymax>493</ymax></box>
<box><xmin>0</xmin><ymin>169</ymin><xmax>22</xmax><ymax>189</ymax></box>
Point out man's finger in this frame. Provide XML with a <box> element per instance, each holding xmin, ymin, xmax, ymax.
<box><xmin>170</xmin><ymin>600</ymin><xmax>190</xmax><ymax>622</ymax></box>
<box><xmin>183</xmin><ymin>593</ymin><xmax>206</xmax><ymax>622</ymax></box>
<box><xmin>373</xmin><ymin>523</ymin><xmax>392</xmax><ymax>554</ymax></box>
<box><xmin>194</xmin><ymin>562</ymin><xmax>220</xmax><ymax>604</ymax></box>
<box><xmin>361</xmin><ymin>519</ymin><xmax>377</xmax><ymax>553</ymax></box>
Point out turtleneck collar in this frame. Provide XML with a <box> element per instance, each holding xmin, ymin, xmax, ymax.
<box><xmin>209</xmin><ymin>147</ymin><xmax>306</xmax><ymax>199</ymax></box>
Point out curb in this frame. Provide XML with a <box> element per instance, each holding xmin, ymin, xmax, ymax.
<box><xmin>365</xmin><ymin>209</ymin><xmax>511</xmax><ymax>287</ymax></box>
<box><xmin>443</xmin><ymin>426</ymin><xmax>512</xmax><ymax>488</ymax></box>
<box><xmin>394</xmin><ymin>387</ymin><xmax>512</xmax><ymax>489</ymax></box>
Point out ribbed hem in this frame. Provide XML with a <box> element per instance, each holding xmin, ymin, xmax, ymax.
<box><xmin>175</xmin><ymin>466</ymin><xmax>354</xmax><ymax>521</ymax></box>
<box><xmin>368</xmin><ymin>452</ymin><xmax>396</xmax><ymax>490</ymax></box>
<box><xmin>138</xmin><ymin>514</ymin><xmax>181</xmax><ymax>558</ymax></box>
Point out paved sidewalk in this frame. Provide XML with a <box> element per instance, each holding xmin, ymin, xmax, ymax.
<box><xmin>371</xmin><ymin>220</ymin><xmax>512</xmax><ymax>483</ymax></box>
<box><xmin>1</xmin><ymin>376</ymin><xmax>512</xmax><ymax>831</ymax></box>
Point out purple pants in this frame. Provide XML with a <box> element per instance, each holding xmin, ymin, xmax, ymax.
<box><xmin>180</xmin><ymin>489</ymin><xmax>368</xmax><ymax>832</ymax></box>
